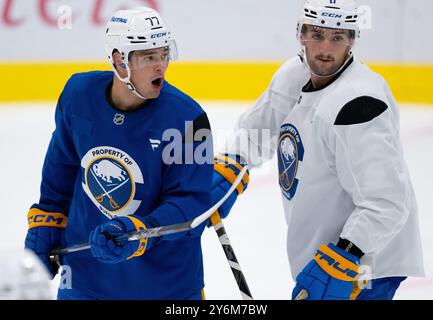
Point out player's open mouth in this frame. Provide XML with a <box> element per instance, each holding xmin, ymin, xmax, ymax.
<box><xmin>151</xmin><ymin>78</ymin><xmax>163</xmax><ymax>88</ymax></box>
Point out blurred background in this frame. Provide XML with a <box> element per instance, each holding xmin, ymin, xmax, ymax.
<box><xmin>0</xmin><ymin>0</ymin><xmax>432</xmax><ymax>299</ymax></box>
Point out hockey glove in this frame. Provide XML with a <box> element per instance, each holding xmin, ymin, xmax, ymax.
<box><xmin>212</xmin><ymin>154</ymin><xmax>249</xmax><ymax>219</ymax></box>
<box><xmin>90</xmin><ymin>215</ymin><xmax>151</xmax><ymax>264</ymax></box>
<box><xmin>292</xmin><ymin>243</ymin><xmax>361</xmax><ymax>300</ymax></box>
<box><xmin>25</xmin><ymin>208</ymin><xmax>67</xmax><ymax>278</ymax></box>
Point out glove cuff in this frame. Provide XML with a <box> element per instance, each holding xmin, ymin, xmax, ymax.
<box><xmin>336</xmin><ymin>238</ymin><xmax>364</xmax><ymax>259</ymax></box>
<box><xmin>214</xmin><ymin>154</ymin><xmax>249</xmax><ymax>195</ymax></box>
<box><xmin>314</xmin><ymin>244</ymin><xmax>360</xmax><ymax>282</ymax></box>
<box><xmin>120</xmin><ymin>216</ymin><xmax>149</xmax><ymax>259</ymax></box>
<box><xmin>27</xmin><ymin>208</ymin><xmax>67</xmax><ymax>229</ymax></box>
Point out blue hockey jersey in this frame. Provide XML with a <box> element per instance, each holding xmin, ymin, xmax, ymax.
<box><xmin>32</xmin><ymin>71</ymin><xmax>214</xmax><ymax>299</ymax></box>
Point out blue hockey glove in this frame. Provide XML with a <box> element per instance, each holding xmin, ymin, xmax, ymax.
<box><xmin>90</xmin><ymin>215</ymin><xmax>152</xmax><ymax>264</ymax></box>
<box><xmin>212</xmin><ymin>154</ymin><xmax>249</xmax><ymax>219</ymax></box>
<box><xmin>292</xmin><ymin>243</ymin><xmax>361</xmax><ymax>300</ymax></box>
<box><xmin>25</xmin><ymin>208</ymin><xmax>67</xmax><ymax>278</ymax></box>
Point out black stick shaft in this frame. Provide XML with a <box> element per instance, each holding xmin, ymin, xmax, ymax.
<box><xmin>210</xmin><ymin>211</ymin><xmax>253</xmax><ymax>300</ymax></box>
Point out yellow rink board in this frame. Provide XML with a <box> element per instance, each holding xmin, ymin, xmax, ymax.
<box><xmin>1</xmin><ymin>61</ymin><xmax>432</xmax><ymax>104</ymax></box>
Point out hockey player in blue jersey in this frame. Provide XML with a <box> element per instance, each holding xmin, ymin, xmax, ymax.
<box><xmin>24</xmin><ymin>7</ymin><xmax>214</xmax><ymax>300</ymax></box>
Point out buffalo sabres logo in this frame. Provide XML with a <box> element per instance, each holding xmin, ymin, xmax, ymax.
<box><xmin>278</xmin><ymin>124</ymin><xmax>304</xmax><ymax>200</ymax></box>
<box><xmin>81</xmin><ymin>147</ymin><xmax>144</xmax><ymax>219</ymax></box>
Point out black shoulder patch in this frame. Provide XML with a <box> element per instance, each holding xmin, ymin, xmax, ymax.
<box><xmin>334</xmin><ymin>96</ymin><xmax>388</xmax><ymax>125</ymax></box>
<box><xmin>183</xmin><ymin>113</ymin><xmax>212</xmax><ymax>143</ymax></box>
<box><xmin>193</xmin><ymin>112</ymin><xmax>211</xmax><ymax>132</ymax></box>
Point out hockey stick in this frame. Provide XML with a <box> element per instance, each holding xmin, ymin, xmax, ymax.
<box><xmin>49</xmin><ymin>166</ymin><xmax>248</xmax><ymax>261</ymax></box>
<box><xmin>210</xmin><ymin>211</ymin><xmax>253</xmax><ymax>300</ymax></box>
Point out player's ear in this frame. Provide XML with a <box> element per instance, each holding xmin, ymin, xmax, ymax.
<box><xmin>112</xmin><ymin>50</ymin><xmax>124</xmax><ymax>71</ymax></box>
<box><xmin>346</xmin><ymin>45</ymin><xmax>353</xmax><ymax>57</ymax></box>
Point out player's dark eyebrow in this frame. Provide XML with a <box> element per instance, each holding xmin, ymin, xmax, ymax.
<box><xmin>142</xmin><ymin>47</ymin><xmax>169</xmax><ymax>56</ymax></box>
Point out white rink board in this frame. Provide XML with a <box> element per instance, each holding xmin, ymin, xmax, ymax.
<box><xmin>1</xmin><ymin>0</ymin><xmax>433</xmax><ymax>62</ymax></box>
<box><xmin>0</xmin><ymin>102</ymin><xmax>432</xmax><ymax>300</ymax></box>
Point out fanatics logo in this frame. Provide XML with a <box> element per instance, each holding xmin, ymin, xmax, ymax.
<box><xmin>113</xmin><ymin>113</ymin><xmax>125</xmax><ymax>125</ymax></box>
<box><xmin>110</xmin><ymin>16</ymin><xmax>128</xmax><ymax>24</ymax></box>
<box><xmin>149</xmin><ymin>138</ymin><xmax>161</xmax><ymax>151</ymax></box>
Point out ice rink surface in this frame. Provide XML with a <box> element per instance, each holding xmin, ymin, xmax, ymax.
<box><xmin>0</xmin><ymin>101</ymin><xmax>432</xmax><ymax>300</ymax></box>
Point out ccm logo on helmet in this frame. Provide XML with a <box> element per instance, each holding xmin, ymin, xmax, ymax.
<box><xmin>110</xmin><ymin>16</ymin><xmax>128</xmax><ymax>23</ymax></box>
<box><xmin>151</xmin><ymin>32</ymin><xmax>167</xmax><ymax>39</ymax></box>
<box><xmin>322</xmin><ymin>12</ymin><xmax>343</xmax><ymax>18</ymax></box>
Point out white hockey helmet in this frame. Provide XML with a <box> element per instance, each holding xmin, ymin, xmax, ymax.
<box><xmin>104</xmin><ymin>7</ymin><xmax>177</xmax><ymax>99</ymax></box>
<box><xmin>296</xmin><ymin>0</ymin><xmax>360</xmax><ymax>40</ymax></box>
<box><xmin>105</xmin><ymin>7</ymin><xmax>177</xmax><ymax>65</ymax></box>
<box><xmin>296</xmin><ymin>0</ymin><xmax>360</xmax><ymax>78</ymax></box>
<box><xmin>0</xmin><ymin>249</ymin><xmax>53</xmax><ymax>300</ymax></box>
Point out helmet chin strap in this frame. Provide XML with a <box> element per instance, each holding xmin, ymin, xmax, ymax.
<box><xmin>112</xmin><ymin>62</ymin><xmax>147</xmax><ymax>100</ymax></box>
<box><xmin>123</xmin><ymin>79</ymin><xmax>147</xmax><ymax>101</ymax></box>
<box><xmin>299</xmin><ymin>45</ymin><xmax>354</xmax><ymax>79</ymax></box>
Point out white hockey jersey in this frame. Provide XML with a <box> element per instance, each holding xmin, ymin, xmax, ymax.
<box><xmin>227</xmin><ymin>56</ymin><xmax>425</xmax><ymax>280</ymax></box>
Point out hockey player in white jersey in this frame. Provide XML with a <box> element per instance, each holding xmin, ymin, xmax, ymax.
<box><xmin>212</xmin><ymin>0</ymin><xmax>424</xmax><ymax>299</ymax></box>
